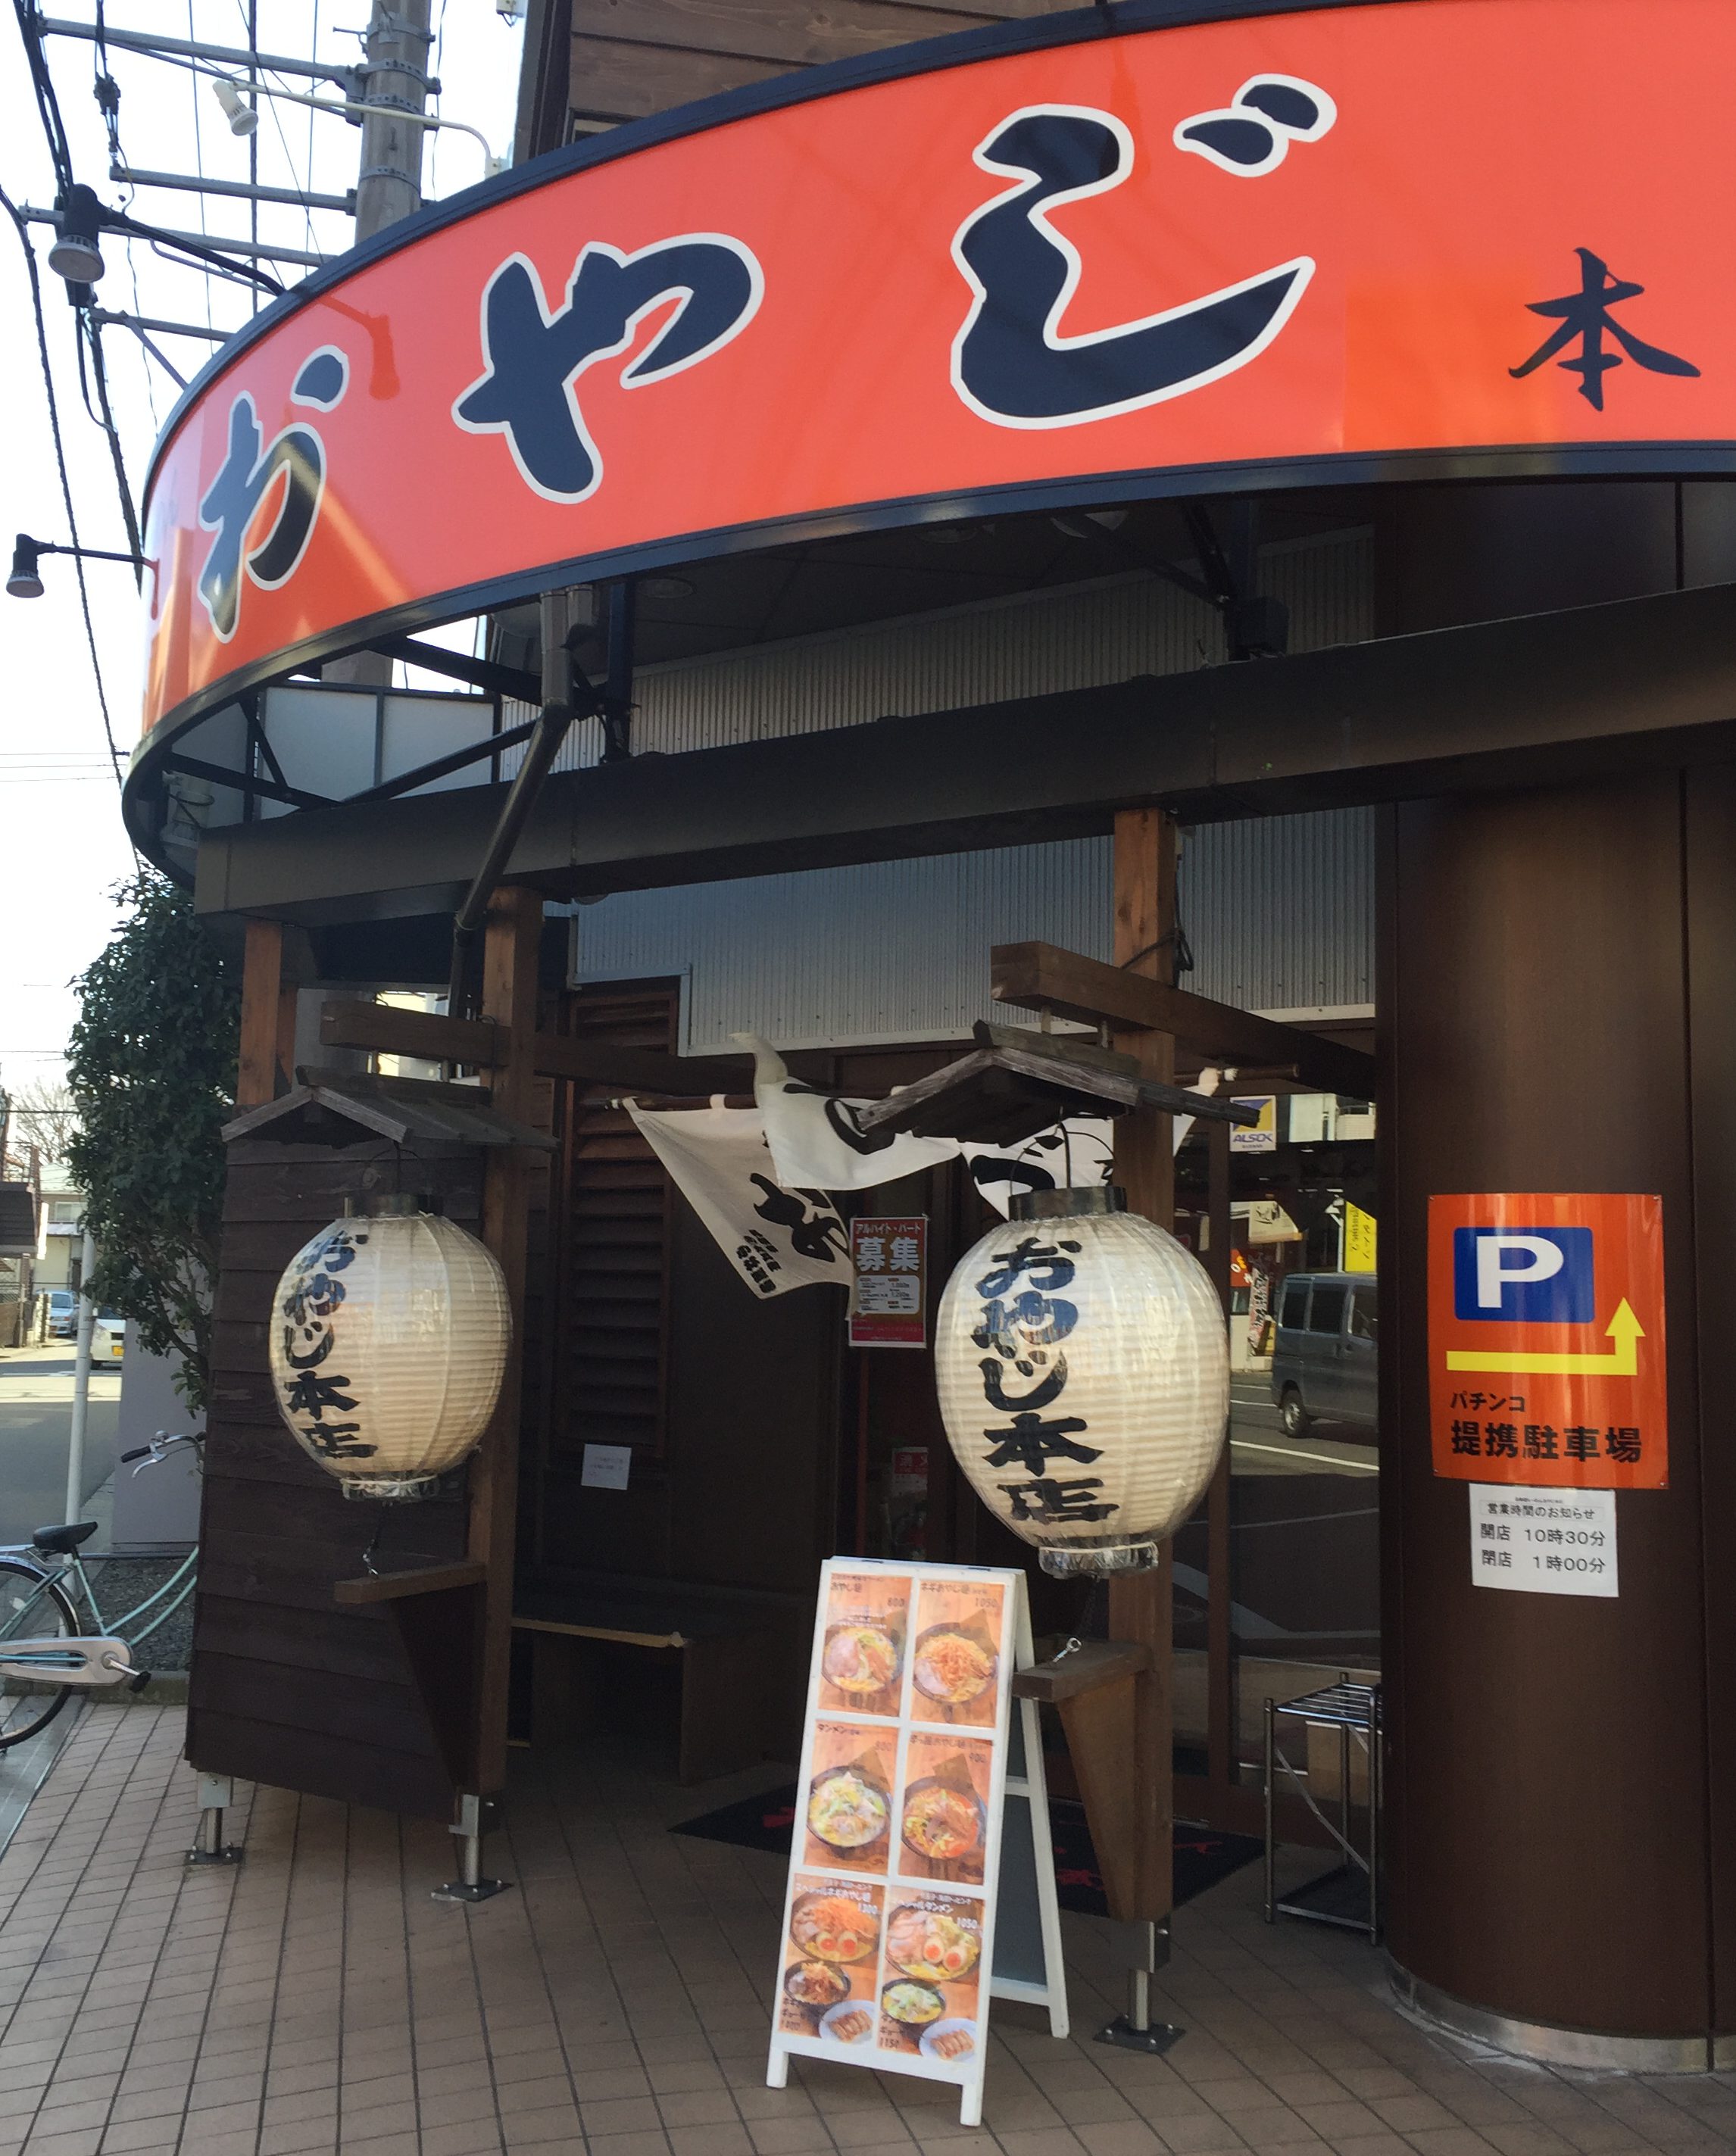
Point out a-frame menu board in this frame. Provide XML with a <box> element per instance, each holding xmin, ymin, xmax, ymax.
<box><xmin>766</xmin><ymin>1559</ymin><xmax>1065</xmax><ymax>2125</ymax></box>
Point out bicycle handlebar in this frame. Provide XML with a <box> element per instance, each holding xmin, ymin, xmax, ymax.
<box><xmin>120</xmin><ymin>1431</ymin><xmax>204</xmax><ymax>1467</ymax></box>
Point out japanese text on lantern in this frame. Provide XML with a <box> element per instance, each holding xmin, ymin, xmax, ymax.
<box><xmin>1428</xmin><ymin>1193</ymin><xmax>1666</xmax><ymax>1489</ymax></box>
<box><xmin>276</xmin><ymin>1222</ymin><xmax>372</xmax><ymax>1462</ymax></box>
<box><xmin>969</xmin><ymin>1233</ymin><xmax>1113</xmax><ymax>1529</ymax></box>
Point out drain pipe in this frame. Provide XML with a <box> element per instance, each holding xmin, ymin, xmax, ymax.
<box><xmin>446</xmin><ymin>588</ymin><xmax>595</xmax><ymax>1019</ymax></box>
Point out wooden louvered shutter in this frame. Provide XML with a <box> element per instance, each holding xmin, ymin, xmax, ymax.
<box><xmin>552</xmin><ymin>982</ymin><xmax>678</xmax><ymax>1460</ymax></box>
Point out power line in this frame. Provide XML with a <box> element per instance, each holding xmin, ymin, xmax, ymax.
<box><xmin>0</xmin><ymin>179</ymin><xmax>129</xmax><ymax>811</ymax></box>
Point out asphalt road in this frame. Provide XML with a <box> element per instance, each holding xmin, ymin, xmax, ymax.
<box><xmin>0</xmin><ymin>1349</ymin><xmax>121</xmax><ymax>1548</ymax></box>
<box><xmin>1228</xmin><ymin>1372</ymin><xmax>1378</xmax><ymax>1477</ymax></box>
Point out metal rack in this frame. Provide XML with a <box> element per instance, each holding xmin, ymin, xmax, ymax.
<box><xmin>1263</xmin><ymin>1680</ymin><xmax>1382</xmax><ymax>1942</ymax></box>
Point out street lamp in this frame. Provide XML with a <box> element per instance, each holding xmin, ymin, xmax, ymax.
<box><xmin>8</xmin><ymin>534</ymin><xmax>144</xmax><ymax>599</ymax></box>
<box><xmin>46</xmin><ymin>186</ymin><xmax>106</xmax><ymax>285</ymax></box>
<box><xmin>211</xmin><ymin>76</ymin><xmax>259</xmax><ymax>136</ymax></box>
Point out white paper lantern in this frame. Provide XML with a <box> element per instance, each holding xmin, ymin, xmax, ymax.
<box><xmin>935</xmin><ymin>1188</ymin><xmax>1228</xmax><ymax>1574</ymax></box>
<box><xmin>268</xmin><ymin>1199</ymin><xmax>511</xmax><ymax>1501</ymax></box>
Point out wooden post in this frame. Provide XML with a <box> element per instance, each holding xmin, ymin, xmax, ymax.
<box><xmin>1110</xmin><ymin>806</ymin><xmax>1178</xmax><ymax>1930</ymax></box>
<box><xmin>469</xmin><ymin>885</ymin><xmax>545</xmax><ymax>1803</ymax></box>
<box><xmin>236</xmin><ymin>919</ymin><xmax>286</xmax><ymax>1108</ymax></box>
<box><xmin>1204</xmin><ymin>1118</ymin><xmax>1235</xmax><ymax>1793</ymax></box>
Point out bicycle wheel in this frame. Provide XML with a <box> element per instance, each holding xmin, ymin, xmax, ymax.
<box><xmin>0</xmin><ymin>1558</ymin><xmax>80</xmax><ymax>1749</ymax></box>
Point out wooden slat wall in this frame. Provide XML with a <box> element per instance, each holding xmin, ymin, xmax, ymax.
<box><xmin>567</xmin><ymin>0</ymin><xmax>1080</xmax><ymax>129</ymax></box>
<box><xmin>552</xmin><ymin>986</ymin><xmax>676</xmax><ymax>1462</ymax></box>
<box><xmin>190</xmin><ymin>1143</ymin><xmax>489</xmax><ymax>1821</ymax></box>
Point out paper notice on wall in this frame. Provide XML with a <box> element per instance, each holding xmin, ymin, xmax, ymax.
<box><xmin>851</xmin><ymin>1216</ymin><xmax>927</xmax><ymax>1347</ymax></box>
<box><xmin>1469</xmin><ymin>1484</ymin><xmax>1618</xmax><ymax>1596</ymax></box>
<box><xmin>628</xmin><ymin>1101</ymin><xmax>850</xmax><ymax>1298</ymax></box>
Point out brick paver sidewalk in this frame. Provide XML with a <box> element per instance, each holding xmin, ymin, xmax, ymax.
<box><xmin>0</xmin><ymin>1708</ymin><xmax>1732</xmax><ymax>2156</ymax></box>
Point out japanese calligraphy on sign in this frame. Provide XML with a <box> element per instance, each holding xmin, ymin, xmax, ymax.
<box><xmin>851</xmin><ymin>1216</ymin><xmax>928</xmax><ymax>1348</ymax></box>
<box><xmin>1429</xmin><ymin>1193</ymin><xmax>1666</xmax><ymax>1490</ymax></box>
<box><xmin>139</xmin><ymin>0</ymin><xmax>1736</xmax><ymax>750</ymax></box>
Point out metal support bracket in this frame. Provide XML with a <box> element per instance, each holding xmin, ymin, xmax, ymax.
<box><xmin>186</xmin><ymin>1772</ymin><xmax>245</xmax><ymax>1867</ymax></box>
<box><xmin>1094</xmin><ymin>1917</ymin><xmax>1184</xmax><ymax>2054</ymax></box>
<box><xmin>432</xmin><ymin>1791</ymin><xmax>510</xmax><ymax>1903</ymax></box>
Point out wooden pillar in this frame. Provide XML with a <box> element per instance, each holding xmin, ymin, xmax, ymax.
<box><xmin>1204</xmin><ymin>1119</ymin><xmax>1235</xmax><ymax>1793</ymax></box>
<box><xmin>237</xmin><ymin>919</ymin><xmax>286</xmax><ymax>1108</ymax></box>
<box><xmin>469</xmin><ymin>884</ymin><xmax>544</xmax><ymax>1799</ymax></box>
<box><xmin>1384</xmin><ymin>775</ymin><xmax>1724</xmax><ymax>2058</ymax></box>
<box><xmin>1110</xmin><ymin>806</ymin><xmax>1179</xmax><ymax>1923</ymax></box>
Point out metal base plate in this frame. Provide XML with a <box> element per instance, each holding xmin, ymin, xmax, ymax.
<box><xmin>185</xmin><ymin>1846</ymin><xmax>245</xmax><ymax>1867</ymax></box>
<box><xmin>431</xmin><ymin>1877</ymin><xmax>510</xmax><ymax>1903</ymax></box>
<box><xmin>1095</xmin><ymin>2016</ymin><xmax>1185</xmax><ymax>2055</ymax></box>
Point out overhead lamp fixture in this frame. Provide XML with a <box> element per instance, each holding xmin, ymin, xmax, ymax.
<box><xmin>46</xmin><ymin>186</ymin><xmax>106</xmax><ymax>285</ymax></box>
<box><xmin>211</xmin><ymin>76</ymin><xmax>260</xmax><ymax>136</ymax></box>
<box><xmin>6</xmin><ymin>532</ymin><xmax>145</xmax><ymax>600</ymax></box>
<box><xmin>6</xmin><ymin>538</ymin><xmax>45</xmax><ymax>600</ymax></box>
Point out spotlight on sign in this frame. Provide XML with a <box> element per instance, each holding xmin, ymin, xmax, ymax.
<box><xmin>935</xmin><ymin>1189</ymin><xmax>1228</xmax><ymax>1575</ymax></box>
<box><xmin>268</xmin><ymin>1198</ymin><xmax>511</xmax><ymax>1501</ymax></box>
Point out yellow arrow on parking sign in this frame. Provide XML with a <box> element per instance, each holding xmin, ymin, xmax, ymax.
<box><xmin>1444</xmin><ymin>1299</ymin><xmax>1644</xmax><ymax>1377</ymax></box>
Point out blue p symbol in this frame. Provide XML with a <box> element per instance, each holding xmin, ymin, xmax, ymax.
<box><xmin>1453</xmin><ymin>1227</ymin><xmax>1594</xmax><ymax>1322</ymax></box>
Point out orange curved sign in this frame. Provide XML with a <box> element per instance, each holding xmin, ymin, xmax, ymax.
<box><xmin>139</xmin><ymin>0</ymin><xmax>1736</xmax><ymax>741</ymax></box>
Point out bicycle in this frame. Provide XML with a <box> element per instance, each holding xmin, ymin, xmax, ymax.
<box><xmin>0</xmin><ymin>1432</ymin><xmax>202</xmax><ymax>1749</ymax></box>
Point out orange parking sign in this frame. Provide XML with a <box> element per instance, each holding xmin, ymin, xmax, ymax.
<box><xmin>1429</xmin><ymin>1194</ymin><xmax>1666</xmax><ymax>1490</ymax></box>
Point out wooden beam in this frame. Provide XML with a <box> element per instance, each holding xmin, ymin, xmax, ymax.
<box><xmin>529</xmin><ymin>1032</ymin><xmax>754</xmax><ymax>1097</ymax></box>
<box><xmin>194</xmin><ymin>581</ymin><xmax>1736</xmax><ymax>928</ymax></box>
<box><xmin>333</xmin><ymin>1561</ymin><xmax>487</xmax><ymax>1605</ymax></box>
<box><xmin>1109</xmin><ymin>806</ymin><xmax>1176</xmax><ymax>1930</ymax></box>
<box><xmin>1012</xmin><ymin>1641</ymin><xmax>1151</xmax><ymax>1705</ymax></box>
<box><xmin>470</xmin><ymin>887</ymin><xmax>546</xmax><ymax>1802</ymax></box>
<box><xmin>319</xmin><ymin>1000</ymin><xmax>504</xmax><ymax>1067</ymax></box>
<box><xmin>319</xmin><ymin>996</ymin><xmax>757</xmax><ymax>1096</ymax></box>
<box><xmin>992</xmin><ymin>941</ymin><xmax>1378</xmax><ymax>1098</ymax></box>
<box><xmin>237</xmin><ymin>919</ymin><xmax>285</xmax><ymax>1109</ymax></box>
<box><xmin>1205</xmin><ymin>1119</ymin><xmax>1235</xmax><ymax>1795</ymax></box>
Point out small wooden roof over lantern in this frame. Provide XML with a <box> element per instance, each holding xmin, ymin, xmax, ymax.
<box><xmin>854</xmin><ymin>1024</ymin><xmax>1261</xmax><ymax>1147</ymax></box>
<box><xmin>220</xmin><ymin>1070</ymin><xmax>557</xmax><ymax>1153</ymax></box>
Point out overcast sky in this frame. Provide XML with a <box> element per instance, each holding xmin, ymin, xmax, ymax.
<box><xmin>0</xmin><ymin>2</ymin><xmax>523</xmax><ymax>1094</ymax></box>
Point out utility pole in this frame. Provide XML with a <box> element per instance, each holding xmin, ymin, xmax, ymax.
<box><xmin>326</xmin><ymin>0</ymin><xmax>434</xmax><ymax>688</ymax></box>
<box><xmin>353</xmin><ymin>0</ymin><xmax>435</xmax><ymax>241</ymax></box>
<box><xmin>66</xmin><ymin>1226</ymin><xmax>96</xmax><ymax>1522</ymax></box>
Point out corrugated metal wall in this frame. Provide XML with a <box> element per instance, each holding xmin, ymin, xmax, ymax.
<box><xmin>518</xmin><ymin>528</ymin><xmax>1374</xmax><ymax>775</ymax></box>
<box><xmin>573</xmin><ymin>812</ymin><xmax>1373</xmax><ymax>1051</ymax></box>
<box><xmin>569</xmin><ymin>532</ymin><xmax>1376</xmax><ymax>1049</ymax></box>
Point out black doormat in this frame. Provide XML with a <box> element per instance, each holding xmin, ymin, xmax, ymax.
<box><xmin>670</xmin><ymin>1786</ymin><xmax>1260</xmax><ymax>1917</ymax></box>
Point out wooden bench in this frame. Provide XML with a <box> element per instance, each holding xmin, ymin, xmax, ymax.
<box><xmin>511</xmin><ymin>1574</ymin><xmax>809</xmax><ymax>1784</ymax></box>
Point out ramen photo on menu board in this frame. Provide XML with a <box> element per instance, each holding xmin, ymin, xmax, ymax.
<box><xmin>779</xmin><ymin>1877</ymin><xmax>884</xmax><ymax>2050</ymax></box>
<box><xmin>877</xmin><ymin>1887</ymin><xmax>985</xmax><ymax>2066</ymax></box>
<box><xmin>819</xmin><ymin>1570</ymin><xmax>910</xmax><ymax>1717</ymax></box>
<box><xmin>898</xmin><ymin>1730</ymin><xmax>992</xmax><ymax>1886</ymax></box>
<box><xmin>909</xmin><ymin>1577</ymin><xmax>1004</xmax><ymax>1728</ymax></box>
<box><xmin>804</xmin><ymin>1722</ymin><xmax>895</xmax><ymax>1876</ymax></box>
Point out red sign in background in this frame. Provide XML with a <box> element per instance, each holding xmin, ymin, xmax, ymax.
<box><xmin>1428</xmin><ymin>1193</ymin><xmax>1667</xmax><ymax>1490</ymax></box>
<box><xmin>136</xmin><ymin>0</ymin><xmax>1736</xmax><ymax>744</ymax></box>
<box><xmin>851</xmin><ymin>1218</ymin><xmax>927</xmax><ymax>1349</ymax></box>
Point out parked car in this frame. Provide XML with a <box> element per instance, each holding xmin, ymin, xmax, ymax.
<box><xmin>93</xmin><ymin>1309</ymin><xmax>126</xmax><ymax>1363</ymax></box>
<box><xmin>45</xmin><ymin>1290</ymin><xmax>77</xmax><ymax>1338</ymax></box>
<box><xmin>1270</xmin><ymin>1271</ymin><xmax>1376</xmax><ymax>1435</ymax></box>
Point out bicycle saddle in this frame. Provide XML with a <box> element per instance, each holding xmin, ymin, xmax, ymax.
<box><xmin>32</xmin><ymin>1521</ymin><xmax>98</xmax><ymax>1555</ymax></box>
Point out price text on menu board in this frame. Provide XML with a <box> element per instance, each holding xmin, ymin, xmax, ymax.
<box><xmin>768</xmin><ymin>1559</ymin><xmax>1019</xmax><ymax>2113</ymax></box>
